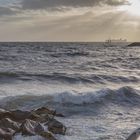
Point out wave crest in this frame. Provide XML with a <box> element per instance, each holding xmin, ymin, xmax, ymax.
<box><xmin>0</xmin><ymin>86</ymin><xmax>139</xmax><ymax>110</ymax></box>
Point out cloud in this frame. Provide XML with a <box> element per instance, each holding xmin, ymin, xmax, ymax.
<box><xmin>0</xmin><ymin>6</ymin><xmax>16</xmax><ymax>16</ymax></box>
<box><xmin>104</xmin><ymin>0</ymin><xmax>129</xmax><ymax>6</ymax></box>
<box><xmin>0</xmin><ymin>8</ymin><xmax>139</xmax><ymax>42</ymax></box>
<box><xmin>0</xmin><ymin>0</ymin><xmax>130</xmax><ymax>17</ymax></box>
<box><xmin>0</xmin><ymin>0</ymin><xmax>139</xmax><ymax>42</ymax></box>
<box><xmin>20</xmin><ymin>0</ymin><xmax>129</xmax><ymax>10</ymax></box>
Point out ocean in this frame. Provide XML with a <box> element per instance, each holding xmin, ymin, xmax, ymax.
<box><xmin>0</xmin><ymin>42</ymin><xmax>139</xmax><ymax>140</ymax></box>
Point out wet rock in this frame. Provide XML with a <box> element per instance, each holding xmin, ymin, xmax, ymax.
<box><xmin>32</xmin><ymin>107</ymin><xmax>56</xmax><ymax>116</ymax></box>
<box><xmin>20</xmin><ymin>119</ymin><xmax>58</xmax><ymax>140</ymax></box>
<box><xmin>0</xmin><ymin>108</ymin><xmax>8</xmax><ymax>114</ymax></box>
<box><xmin>5</xmin><ymin>110</ymin><xmax>42</xmax><ymax>122</ymax></box>
<box><xmin>55</xmin><ymin>113</ymin><xmax>65</xmax><ymax>117</ymax></box>
<box><xmin>32</xmin><ymin>107</ymin><xmax>65</xmax><ymax>121</ymax></box>
<box><xmin>0</xmin><ymin>128</ymin><xmax>15</xmax><ymax>140</ymax></box>
<box><xmin>126</xmin><ymin>128</ymin><xmax>140</xmax><ymax>140</ymax></box>
<box><xmin>0</xmin><ymin>118</ymin><xmax>20</xmax><ymax>132</ymax></box>
<box><xmin>10</xmin><ymin>110</ymin><xmax>32</xmax><ymax>121</ymax></box>
<box><xmin>29</xmin><ymin>112</ymin><xmax>51</xmax><ymax>123</ymax></box>
<box><xmin>28</xmin><ymin>112</ymin><xmax>43</xmax><ymax>122</ymax></box>
<box><xmin>0</xmin><ymin>107</ymin><xmax>64</xmax><ymax>121</ymax></box>
<box><xmin>0</xmin><ymin>109</ymin><xmax>11</xmax><ymax>120</ymax></box>
<box><xmin>47</xmin><ymin>119</ymin><xmax>66</xmax><ymax>135</ymax></box>
<box><xmin>39</xmin><ymin>131</ymin><xmax>57</xmax><ymax>140</ymax></box>
<box><xmin>20</xmin><ymin>119</ymin><xmax>44</xmax><ymax>136</ymax></box>
<box><xmin>0</xmin><ymin>109</ymin><xmax>33</xmax><ymax>122</ymax></box>
<box><xmin>0</xmin><ymin>107</ymin><xmax>66</xmax><ymax>139</ymax></box>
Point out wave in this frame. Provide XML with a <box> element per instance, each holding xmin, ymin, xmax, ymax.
<box><xmin>0</xmin><ymin>72</ymin><xmax>139</xmax><ymax>84</ymax></box>
<box><xmin>0</xmin><ymin>86</ymin><xmax>139</xmax><ymax>110</ymax></box>
<box><xmin>52</xmin><ymin>86</ymin><xmax>140</xmax><ymax>105</ymax></box>
<box><xmin>50</xmin><ymin>51</ymin><xmax>89</xmax><ymax>57</ymax></box>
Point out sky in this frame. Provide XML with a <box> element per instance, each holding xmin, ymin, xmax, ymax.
<box><xmin>0</xmin><ymin>0</ymin><xmax>140</xmax><ymax>41</ymax></box>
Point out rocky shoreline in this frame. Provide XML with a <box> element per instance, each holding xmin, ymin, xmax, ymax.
<box><xmin>0</xmin><ymin>107</ymin><xmax>66</xmax><ymax>140</ymax></box>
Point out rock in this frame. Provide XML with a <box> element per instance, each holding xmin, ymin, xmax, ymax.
<box><xmin>47</xmin><ymin>119</ymin><xmax>66</xmax><ymax>135</ymax></box>
<box><xmin>0</xmin><ymin>109</ymin><xmax>33</xmax><ymax>122</ymax></box>
<box><xmin>32</xmin><ymin>107</ymin><xmax>56</xmax><ymax>116</ymax></box>
<box><xmin>0</xmin><ymin>109</ymin><xmax>48</xmax><ymax>123</ymax></box>
<box><xmin>0</xmin><ymin>107</ymin><xmax>66</xmax><ymax>139</ymax></box>
<box><xmin>0</xmin><ymin>128</ymin><xmax>15</xmax><ymax>140</ymax></box>
<box><xmin>28</xmin><ymin>112</ymin><xmax>43</xmax><ymax>121</ymax></box>
<box><xmin>0</xmin><ymin>108</ymin><xmax>8</xmax><ymax>114</ymax></box>
<box><xmin>6</xmin><ymin>110</ymin><xmax>42</xmax><ymax>122</ymax></box>
<box><xmin>10</xmin><ymin>110</ymin><xmax>32</xmax><ymax>121</ymax></box>
<box><xmin>0</xmin><ymin>118</ymin><xmax>20</xmax><ymax>132</ymax></box>
<box><xmin>20</xmin><ymin>119</ymin><xmax>44</xmax><ymax>136</ymax></box>
<box><xmin>39</xmin><ymin>131</ymin><xmax>57</xmax><ymax>140</ymax></box>
<box><xmin>128</xmin><ymin>42</ymin><xmax>140</xmax><ymax>47</ymax></box>
<box><xmin>55</xmin><ymin>113</ymin><xmax>65</xmax><ymax>117</ymax></box>
<box><xmin>126</xmin><ymin>128</ymin><xmax>140</xmax><ymax>140</ymax></box>
<box><xmin>20</xmin><ymin>119</ymin><xmax>58</xmax><ymax>140</ymax></box>
<box><xmin>32</xmin><ymin>107</ymin><xmax>65</xmax><ymax>121</ymax></box>
<box><xmin>0</xmin><ymin>107</ymin><xmax>64</xmax><ymax>121</ymax></box>
<box><xmin>29</xmin><ymin>112</ymin><xmax>50</xmax><ymax>123</ymax></box>
<box><xmin>0</xmin><ymin>109</ymin><xmax>11</xmax><ymax>120</ymax></box>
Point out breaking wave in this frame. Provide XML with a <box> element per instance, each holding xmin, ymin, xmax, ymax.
<box><xmin>0</xmin><ymin>86</ymin><xmax>140</xmax><ymax>110</ymax></box>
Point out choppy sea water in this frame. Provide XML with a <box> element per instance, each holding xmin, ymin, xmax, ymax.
<box><xmin>0</xmin><ymin>42</ymin><xmax>139</xmax><ymax>140</ymax></box>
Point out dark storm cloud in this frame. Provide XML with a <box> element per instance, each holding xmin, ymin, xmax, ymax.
<box><xmin>0</xmin><ymin>0</ymin><xmax>129</xmax><ymax>16</ymax></box>
<box><xmin>104</xmin><ymin>0</ymin><xmax>129</xmax><ymax>6</ymax></box>
<box><xmin>0</xmin><ymin>6</ymin><xmax>16</xmax><ymax>16</ymax></box>
<box><xmin>20</xmin><ymin>0</ymin><xmax>129</xmax><ymax>10</ymax></box>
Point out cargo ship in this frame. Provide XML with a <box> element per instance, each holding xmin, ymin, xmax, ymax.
<box><xmin>104</xmin><ymin>38</ymin><xmax>127</xmax><ymax>47</ymax></box>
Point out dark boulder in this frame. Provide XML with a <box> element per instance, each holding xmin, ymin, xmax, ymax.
<box><xmin>32</xmin><ymin>107</ymin><xmax>65</xmax><ymax>118</ymax></box>
<box><xmin>29</xmin><ymin>112</ymin><xmax>51</xmax><ymax>123</ymax></box>
<box><xmin>0</xmin><ymin>118</ymin><xmax>20</xmax><ymax>132</ymax></box>
<box><xmin>32</xmin><ymin>107</ymin><xmax>56</xmax><ymax>116</ymax></box>
<box><xmin>10</xmin><ymin>110</ymin><xmax>32</xmax><ymax>121</ymax></box>
<box><xmin>28</xmin><ymin>112</ymin><xmax>43</xmax><ymax>122</ymax></box>
<box><xmin>0</xmin><ymin>109</ymin><xmax>32</xmax><ymax>122</ymax></box>
<box><xmin>126</xmin><ymin>128</ymin><xmax>140</xmax><ymax>140</ymax></box>
<box><xmin>55</xmin><ymin>113</ymin><xmax>65</xmax><ymax>117</ymax></box>
<box><xmin>39</xmin><ymin>131</ymin><xmax>57</xmax><ymax>140</ymax></box>
<box><xmin>46</xmin><ymin>119</ymin><xmax>66</xmax><ymax>135</ymax></box>
<box><xmin>0</xmin><ymin>109</ymin><xmax>11</xmax><ymax>120</ymax></box>
<box><xmin>20</xmin><ymin>119</ymin><xmax>44</xmax><ymax>136</ymax></box>
<box><xmin>6</xmin><ymin>110</ymin><xmax>42</xmax><ymax>122</ymax></box>
<box><xmin>0</xmin><ymin>108</ymin><xmax>9</xmax><ymax>114</ymax></box>
<box><xmin>20</xmin><ymin>119</ymin><xmax>58</xmax><ymax>140</ymax></box>
<box><xmin>0</xmin><ymin>107</ymin><xmax>66</xmax><ymax>139</ymax></box>
<box><xmin>0</xmin><ymin>128</ymin><xmax>15</xmax><ymax>140</ymax></box>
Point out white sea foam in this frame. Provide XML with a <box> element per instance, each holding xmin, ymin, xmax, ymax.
<box><xmin>0</xmin><ymin>86</ymin><xmax>139</xmax><ymax>111</ymax></box>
